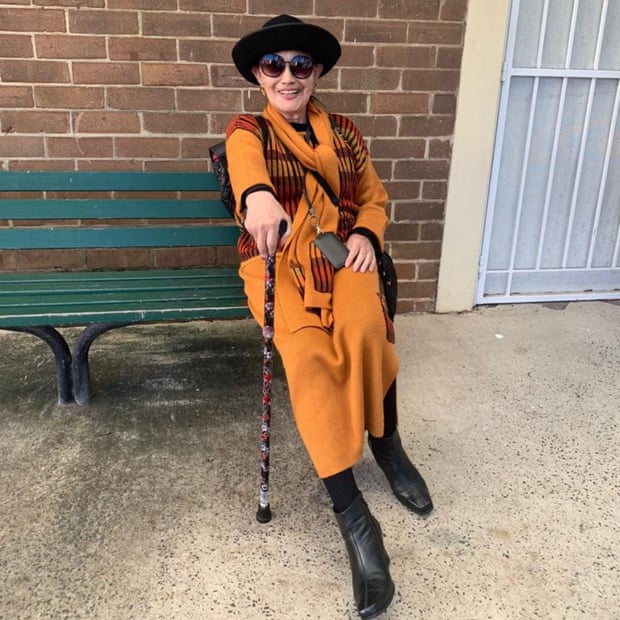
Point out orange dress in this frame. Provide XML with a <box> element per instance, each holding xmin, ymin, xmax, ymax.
<box><xmin>226</xmin><ymin>102</ymin><xmax>399</xmax><ymax>478</ymax></box>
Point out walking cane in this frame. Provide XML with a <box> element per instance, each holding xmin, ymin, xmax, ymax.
<box><xmin>256</xmin><ymin>221</ymin><xmax>286</xmax><ymax>524</ymax></box>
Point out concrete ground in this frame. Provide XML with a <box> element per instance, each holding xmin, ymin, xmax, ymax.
<box><xmin>0</xmin><ymin>301</ymin><xmax>618</xmax><ymax>620</ymax></box>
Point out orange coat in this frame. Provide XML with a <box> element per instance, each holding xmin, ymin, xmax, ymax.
<box><xmin>226</xmin><ymin>103</ymin><xmax>398</xmax><ymax>477</ymax></box>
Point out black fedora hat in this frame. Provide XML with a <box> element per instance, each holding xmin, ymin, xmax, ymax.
<box><xmin>232</xmin><ymin>15</ymin><xmax>341</xmax><ymax>84</ymax></box>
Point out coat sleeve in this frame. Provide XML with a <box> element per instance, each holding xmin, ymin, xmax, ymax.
<box><xmin>225</xmin><ymin>115</ymin><xmax>276</xmax><ymax>222</ymax></box>
<box><xmin>332</xmin><ymin>114</ymin><xmax>389</xmax><ymax>250</ymax></box>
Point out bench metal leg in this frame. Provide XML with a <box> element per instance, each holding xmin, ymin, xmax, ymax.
<box><xmin>4</xmin><ymin>326</ymin><xmax>74</xmax><ymax>405</ymax></box>
<box><xmin>72</xmin><ymin>323</ymin><xmax>129</xmax><ymax>405</ymax></box>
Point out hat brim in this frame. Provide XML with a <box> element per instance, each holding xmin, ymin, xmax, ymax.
<box><xmin>232</xmin><ymin>22</ymin><xmax>341</xmax><ymax>84</ymax></box>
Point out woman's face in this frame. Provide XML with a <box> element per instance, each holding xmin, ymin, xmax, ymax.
<box><xmin>252</xmin><ymin>50</ymin><xmax>323</xmax><ymax>123</ymax></box>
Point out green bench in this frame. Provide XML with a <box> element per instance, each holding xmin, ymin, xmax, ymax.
<box><xmin>0</xmin><ymin>171</ymin><xmax>249</xmax><ymax>405</ymax></box>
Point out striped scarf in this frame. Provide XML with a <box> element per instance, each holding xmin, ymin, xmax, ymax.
<box><xmin>263</xmin><ymin>100</ymin><xmax>344</xmax><ymax>327</ymax></box>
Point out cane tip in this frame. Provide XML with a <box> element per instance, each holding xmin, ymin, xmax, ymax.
<box><xmin>256</xmin><ymin>505</ymin><xmax>272</xmax><ymax>524</ymax></box>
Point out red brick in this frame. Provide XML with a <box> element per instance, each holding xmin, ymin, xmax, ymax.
<box><xmin>437</xmin><ymin>46</ymin><xmax>463</xmax><ymax>69</ymax></box>
<box><xmin>108</xmin><ymin>0</ymin><xmax>175</xmax><ymax>8</ymax></box>
<box><xmin>0</xmin><ymin>34</ymin><xmax>34</xmax><ymax>58</ymax></box>
<box><xmin>86</xmin><ymin>248</ymin><xmax>151</xmax><ymax>269</ymax></box>
<box><xmin>74</xmin><ymin>111</ymin><xmax>140</xmax><ymax>133</ymax></box>
<box><xmin>441</xmin><ymin>0</ymin><xmax>468</xmax><ymax>21</ymax></box>
<box><xmin>403</xmin><ymin>69</ymin><xmax>460</xmax><ymax>92</ymax></box>
<box><xmin>341</xmin><ymin>68</ymin><xmax>401</xmax><ymax>91</ymax></box>
<box><xmin>247</xmin><ymin>0</ymin><xmax>311</xmax><ymax>17</ymax></box>
<box><xmin>1</xmin><ymin>111</ymin><xmax>69</xmax><ymax>134</ymax></box>
<box><xmin>179</xmin><ymin>39</ymin><xmax>235</xmax><ymax>63</ymax></box>
<box><xmin>178</xmin><ymin>89</ymin><xmax>240</xmax><ymax>112</ymax></box>
<box><xmin>377</xmin><ymin>45</ymin><xmax>434</xmax><ymax>69</ymax></box>
<box><xmin>143</xmin><ymin>112</ymin><xmax>208</xmax><ymax>134</ymax></box>
<box><xmin>401</xmin><ymin>115</ymin><xmax>456</xmax><ymax>137</ymax></box>
<box><xmin>0</xmin><ymin>251</ymin><xmax>17</xmax><ymax>272</ymax></box>
<box><xmin>379</xmin><ymin>0</ymin><xmax>439</xmax><ymax>19</ymax></box>
<box><xmin>370</xmin><ymin>93</ymin><xmax>429</xmax><ymax>114</ymax></box>
<box><xmin>108</xmin><ymin>87</ymin><xmax>176</xmax><ymax>111</ymax></box>
<box><xmin>393</xmin><ymin>241</ymin><xmax>441</xmax><ymax>261</ymax></box>
<box><xmin>35</xmin><ymin>35</ymin><xmax>106</xmax><ymax>59</ymax></box>
<box><xmin>0</xmin><ymin>86</ymin><xmax>34</xmax><ymax>108</ymax></box>
<box><xmin>142</xmin><ymin>12</ymin><xmax>211</xmax><ymax>37</ymax></box>
<box><xmin>385</xmin><ymin>222</ymin><xmax>420</xmax><ymax>242</ymax></box>
<box><xmin>433</xmin><ymin>93</ymin><xmax>457</xmax><ymax>114</ymax></box>
<box><xmin>0</xmin><ymin>60</ymin><xmax>70</xmax><ymax>84</ymax></box>
<box><xmin>142</xmin><ymin>63</ymin><xmax>209</xmax><ymax>86</ymax></box>
<box><xmin>181</xmin><ymin>138</ymin><xmax>211</xmax><ymax>159</ymax></box>
<box><xmin>78</xmin><ymin>160</ymin><xmax>141</xmax><ymax>171</ymax></box>
<box><xmin>9</xmin><ymin>159</ymin><xmax>74</xmax><ymax>171</ymax></box>
<box><xmin>73</xmin><ymin>62</ymin><xmax>140</xmax><ymax>85</ymax></box>
<box><xmin>337</xmin><ymin>44</ymin><xmax>374</xmax><ymax>69</ymax></box>
<box><xmin>420</xmin><ymin>222</ymin><xmax>444</xmax><ymax>241</ymax></box>
<box><xmin>408</xmin><ymin>22</ymin><xmax>463</xmax><ymax>45</ymax></box>
<box><xmin>0</xmin><ymin>136</ymin><xmax>45</xmax><ymax>157</ymax></box>
<box><xmin>371</xmin><ymin>138</ymin><xmax>426</xmax><ymax>160</ymax></box>
<box><xmin>346</xmin><ymin>20</ymin><xmax>408</xmax><ymax>44</ymax></box>
<box><xmin>0</xmin><ymin>8</ymin><xmax>66</xmax><ymax>32</ymax></box>
<box><xmin>34</xmin><ymin>0</ymin><xmax>104</xmax><ymax>6</ymax></box>
<box><xmin>395</xmin><ymin>159</ymin><xmax>450</xmax><ymax>179</ymax></box>
<box><xmin>417</xmin><ymin>261</ymin><xmax>440</xmax><ymax>279</ymax></box>
<box><xmin>68</xmin><ymin>10</ymin><xmax>139</xmax><ymax>35</ymax></box>
<box><xmin>152</xmin><ymin>247</ymin><xmax>217</xmax><ymax>268</ymax></box>
<box><xmin>316</xmin><ymin>1</ymin><xmax>377</xmax><ymax>17</ymax></box>
<box><xmin>422</xmin><ymin>181</ymin><xmax>448</xmax><ymax>200</ymax></box>
<box><xmin>116</xmin><ymin>137</ymin><xmax>180</xmax><ymax>158</ymax></box>
<box><xmin>429</xmin><ymin>139</ymin><xmax>452</xmax><ymax>159</ymax></box>
<box><xmin>108</xmin><ymin>37</ymin><xmax>178</xmax><ymax>61</ymax></box>
<box><xmin>383</xmin><ymin>181</ymin><xmax>421</xmax><ymax>200</ymax></box>
<box><xmin>35</xmin><ymin>86</ymin><xmax>104</xmax><ymax>109</ymax></box>
<box><xmin>17</xmin><ymin>249</ymin><xmax>84</xmax><ymax>271</ymax></box>
<box><xmin>47</xmin><ymin>137</ymin><xmax>113</xmax><ymax>158</ymax></box>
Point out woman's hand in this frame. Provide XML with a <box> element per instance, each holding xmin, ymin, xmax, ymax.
<box><xmin>345</xmin><ymin>234</ymin><xmax>376</xmax><ymax>272</ymax></box>
<box><xmin>244</xmin><ymin>191</ymin><xmax>292</xmax><ymax>258</ymax></box>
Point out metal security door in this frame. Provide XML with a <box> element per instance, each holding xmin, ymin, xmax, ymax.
<box><xmin>477</xmin><ymin>0</ymin><xmax>620</xmax><ymax>303</ymax></box>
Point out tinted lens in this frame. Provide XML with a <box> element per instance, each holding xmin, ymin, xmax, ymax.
<box><xmin>289</xmin><ymin>55</ymin><xmax>314</xmax><ymax>79</ymax></box>
<box><xmin>259</xmin><ymin>54</ymin><xmax>286</xmax><ymax>77</ymax></box>
<box><xmin>259</xmin><ymin>54</ymin><xmax>314</xmax><ymax>79</ymax></box>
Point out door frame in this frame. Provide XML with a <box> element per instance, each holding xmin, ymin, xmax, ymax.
<box><xmin>436</xmin><ymin>0</ymin><xmax>512</xmax><ymax>312</ymax></box>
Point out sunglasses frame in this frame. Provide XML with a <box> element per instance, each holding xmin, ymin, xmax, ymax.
<box><xmin>258</xmin><ymin>53</ymin><xmax>316</xmax><ymax>80</ymax></box>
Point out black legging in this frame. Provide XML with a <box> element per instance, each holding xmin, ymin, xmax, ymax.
<box><xmin>323</xmin><ymin>380</ymin><xmax>398</xmax><ymax>512</ymax></box>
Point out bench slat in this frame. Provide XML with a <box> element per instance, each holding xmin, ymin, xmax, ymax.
<box><xmin>0</xmin><ymin>199</ymin><xmax>231</xmax><ymax>220</ymax></box>
<box><xmin>0</xmin><ymin>171</ymin><xmax>220</xmax><ymax>192</ymax></box>
<box><xmin>0</xmin><ymin>225</ymin><xmax>240</xmax><ymax>249</ymax></box>
<box><xmin>0</xmin><ymin>270</ymin><xmax>241</xmax><ymax>293</ymax></box>
<box><xmin>0</xmin><ymin>269</ymin><xmax>248</xmax><ymax>327</ymax></box>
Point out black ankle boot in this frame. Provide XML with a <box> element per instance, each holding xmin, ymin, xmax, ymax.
<box><xmin>369</xmin><ymin>430</ymin><xmax>434</xmax><ymax>515</ymax></box>
<box><xmin>334</xmin><ymin>494</ymin><xmax>394</xmax><ymax>619</ymax></box>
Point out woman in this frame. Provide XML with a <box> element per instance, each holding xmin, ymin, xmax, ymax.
<box><xmin>226</xmin><ymin>15</ymin><xmax>433</xmax><ymax>619</ymax></box>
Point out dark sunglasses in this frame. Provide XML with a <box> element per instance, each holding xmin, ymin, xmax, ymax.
<box><xmin>258</xmin><ymin>54</ymin><xmax>315</xmax><ymax>79</ymax></box>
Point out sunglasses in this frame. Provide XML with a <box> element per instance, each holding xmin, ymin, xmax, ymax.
<box><xmin>258</xmin><ymin>54</ymin><xmax>315</xmax><ymax>79</ymax></box>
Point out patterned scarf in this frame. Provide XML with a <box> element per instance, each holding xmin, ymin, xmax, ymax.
<box><xmin>263</xmin><ymin>100</ymin><xmax>342</xmax><ymax>328</ymax></box>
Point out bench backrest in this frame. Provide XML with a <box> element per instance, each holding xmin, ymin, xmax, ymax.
<box><xmin>0</xmin><ymin>171</ymin><xmax>238</xmax><ymax>250</ymax></box>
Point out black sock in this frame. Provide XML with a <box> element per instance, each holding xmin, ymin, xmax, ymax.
<box><xmin>382</xmin><ymin>380</ymin><xmax>398</xmax><ymax>438</ymax></box>
<box><xmin>322</xmin><ymin>468</ymin><xmax>360</xmax><ymax>513</ymax></box>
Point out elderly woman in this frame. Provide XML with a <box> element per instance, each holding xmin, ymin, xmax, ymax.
<box><xmin>225</xmin><ymin>15</ymin><xmax>433</xmax><ymax>619</ymax></box>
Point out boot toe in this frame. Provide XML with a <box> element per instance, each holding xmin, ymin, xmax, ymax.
<box><xmin>358</xmin><ymin>579</ymin><xmax>395</xmax><ymax>619</ymax></box>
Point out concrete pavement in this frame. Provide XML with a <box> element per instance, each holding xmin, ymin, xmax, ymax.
<box><xmin>0</xmin><ymin>301</ymin><xmax>618</xmax><ymax>619</ymax></box>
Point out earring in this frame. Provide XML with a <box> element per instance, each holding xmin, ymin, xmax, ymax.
<box><xmin>260</xmin><ymin>86</ymin><xmax>266</xmax><ymax>97</ymax></box>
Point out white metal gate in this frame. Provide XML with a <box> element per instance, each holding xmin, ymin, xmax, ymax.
<box><xmin>477</xmin><ymin>0</ymin><xmax>620</xmax><ymax>304</ymax></box>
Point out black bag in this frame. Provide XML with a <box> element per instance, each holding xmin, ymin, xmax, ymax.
<box><xmin>377</xmin><ymin>251</ymin><xmax>397</xmax><ymax>320</ymax></box>
<box><xmin>209</xmin><ymin>116</ymin><xmax>269</xmax><ymax>218</ymax></box>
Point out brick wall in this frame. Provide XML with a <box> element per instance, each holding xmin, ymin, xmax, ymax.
<box><xmin>0</xmin><ymin>0</ymin><xmax>467</xmax><ymax>313</ymax></box>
